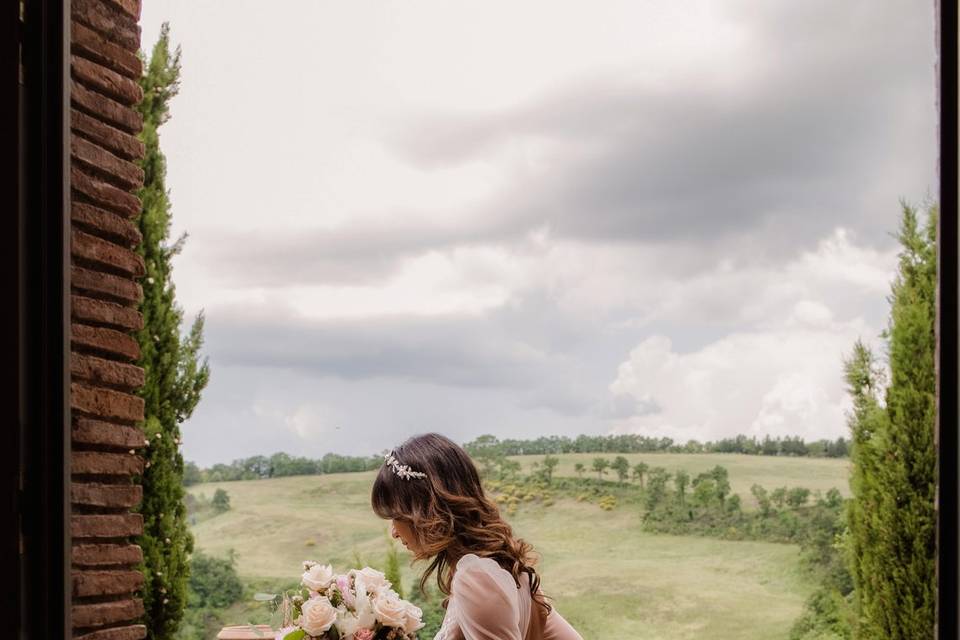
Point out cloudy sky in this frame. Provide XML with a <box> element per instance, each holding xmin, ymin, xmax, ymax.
<box><xmin>140</xmin><ymin>1</ymin><xmax>937</xmax><ymax>467</ymax></box>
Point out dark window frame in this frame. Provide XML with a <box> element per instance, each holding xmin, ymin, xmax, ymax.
<box><xmin>0</xmin><ymin>1</ymin><xmax>957</xmax><ymax>637</ymax></box>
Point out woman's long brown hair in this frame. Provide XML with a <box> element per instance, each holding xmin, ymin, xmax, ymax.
<box><xmin>371</xmin><ymin>433</ymin><xmax>552</xmax><ymax>619</ymax></box>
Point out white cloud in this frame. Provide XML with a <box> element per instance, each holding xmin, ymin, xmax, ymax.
<box><xmin>607</xmin><ymin>230</ymin><xmax>894</xmax><ymax>442</ymax></box>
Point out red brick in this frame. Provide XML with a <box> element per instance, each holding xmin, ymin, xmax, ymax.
<box><xmin>72</xmin><ymin>136</ymin><xmax>144</xmax><ymax>191</ymax></box>
<box><xmin>73</xmin><ymin>295</ymin><xmax>143</xmax><ymax>331</ymax></box>
<box><xmin>71</xmin><ymin>383</ymin><xmax>145</xmax><ymax>423</ymax></box>
<box><xmin>72</xmin><ymin>0</ymin><xmax>140</xmax><ymax>50</ymax></box>
<box><xmin>72</xmin><ymin>353</ymin><xmax>144</xmax><ymax>390</ymax></box>
<box><xmin>104</xmin><ymin>0</ymin><xmax>142</xmax><ymax>20</ymax></box>
<box><xmin>73</xmin><ymin>601</ymin><xmax>145</xmax><ymax>630</ymax></box>
<box><xmin>73</xmin><ymin>228</ymin><xmax>145</xmax><ymax>277</ymax></box>
<box><xmin>73</xmin><ymin>543</ymin><xmax>144</xmax><ymax>567</ymax></box>
<box><xmin>72</xmin><ymin>513</ymin><xmax>143</xmax><ymax>538</ymax></box>
<box><xmin>72</xmin><ymin>109</ymin><xmax>144</xmax><ymax>161</ymax></box>
<box><xmin>73</xmin><ymin>570</ymin><xmax>144</xmax><ymax>597</ymax></box>
<box><xmin>72</xmin><ymin>55</ymin><xmax>143</xmax><ymax>107</ymax></box>
<box><xmin>72</xmin><ymin>202</ymin><xmax>142</xmax><ymax>248</ymax></box>
<box><xmin>75</xmin><ymin>625</ymin><xmax>147</xmax><ymax>640</ymax></box>
<box><xmin>72</xmin><ymin>21</ymin><xmax>141</xmax><ymax>79</ymax></box>
<box><xmin>72</xmin><ymin>483</ymin><xmax>143</xmax><ymax>509</ymax></box>
<box><xmin>73</xmin><ymin>417</ymin><xmax>145</xmax><ymax>449</ymax></box>
<box><xmin>72</xmin><ymin>166</ymin><xmax>141</xmax><ymax>219</ymax></box>
<box><xmin>72</xmin><ymin>324</ymin><xmax>141</xmax><ymax>361</ymax></box>
<box><xmin>73</xmin><ymin>451</ymin><xmax>144</xmax><ymax>477</ymax></box>
<box><xmin>72</xmin><ymin>266</ymin><xmax>143</xmax><ymax>306</ymax></box>
<box><xmin>72</xmin><ymin>80</ymin><xmax>143</xmax><ymax>134</ymax></box>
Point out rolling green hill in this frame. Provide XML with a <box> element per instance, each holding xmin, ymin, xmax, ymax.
<box><xmin>186</xmin><ymin>452</ymin><xmax>846</xmax><ymax>638</ymax></box>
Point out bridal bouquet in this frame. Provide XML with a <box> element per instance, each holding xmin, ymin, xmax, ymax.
<box><xmin>271</xmin><ymin>561</ymin><xmax>425</xmax><ymax>640</ymax></box>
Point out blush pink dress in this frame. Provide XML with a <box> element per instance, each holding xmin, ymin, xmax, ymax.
<box><xmin>433</xmin><ymin>553</ymin><xmax>583</xmax><ymax>640</ymax></box>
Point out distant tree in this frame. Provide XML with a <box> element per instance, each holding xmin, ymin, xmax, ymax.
<box><xmin>182</xmin><ymin>461</ymin><xmax>202</xmax><ymax>487</ymax></box>
<box><xmin>644</xmin><ymin>467</ymin><xmax>672</xmax><ymax>512</ymax></box>
<box><xmin>592</xmin><ymin>457</ymin><xmax>610</xmax><ymax>481</ymax></box>
<box><xmin>771</xmin><ymin>487</ymin><xmax>788</xmax><ymax>509</ymax></box>
<box><xmin>674</xmin><ymin>470</ymin><xmax>690</xmax><ymax>504</ymax></box>
<box><xmin>542</xmin><ymin>455</ymin><xmax>559</xmax><ymax>483</ymax></box>
<box><xmin>612</xmin><ymin>456</ymin><xmax>630</xmax><ymax>485</ymax></box>
<box><xmin>211</xmin><ymin>488</ymin><xmax>230</xmax><ymax>513</ymax></box>
<box><xmin>574</xmin><ymin>462</ymin><xmax>585</xmax><ymax>479</ymax></box>
<box><xmin>846</xmin><ymin>202</ymin><xmax>937</xmax><ymax>639</ymax></box>
<box><xmin>751</xmin><ymin>484</ymin><xmax>773</xmax><ymax>517</ymax></box>
<box><xmin>498</xmin><ymin>458</ymin><xmax>521</xmax><ymax>480</ymax></box>
<box><xmin>692</xmin><ymin>478</ymin><xmax>716</xmax><ymax>508</ymax></box>
<box><xmin>761</xmin><ymin>435</ymin><xmax>780</xmax><ymax>456</ymax></box>
<box><xmin>632</xmin><ymin>462</ymin><xmax>649</xmax><ymax>488</ymax></box>
<box><xmin>725</xmin><ymin>494</ymin><xmax>742</xmax><ymax>514</ymax></box>
<box><xmin>187</xmin><ymin>550</ymin><xmax>243</xmax><ymax>609</ymax></box>
<box><xmin>786</xmin><ymin>487</ymin><xmax>811</xmax><ymax>509</ymax></box>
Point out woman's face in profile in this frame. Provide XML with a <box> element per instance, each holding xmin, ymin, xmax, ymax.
<box><xmin>391</xmin><ymin>519</ymin><xmax>420</xmax><ymax>553</ymax></box>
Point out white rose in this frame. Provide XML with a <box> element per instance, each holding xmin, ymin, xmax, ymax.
<box><xmin>372</xmin><ymin>592</ymin><xmax>408</xmax><ymax>629</ymax></box>
<box><xmin>302</xmin><ymin>563</ymin><xmax>335</xmax><ymax>591</ymax></box>
<box><xmin>299</xmin><ymin>596</ymin><xmax>338</xmax><ymax>636</ymax></box>
<box><xmin>335</xmin><ymin>609</ymin><xmax>361</xmax><ymax>637</ymax></box>
<box><xmin>403</xmin><ymin>601</ymin><xmax>425</xmax><ymax>634</ymax></box>
<box><xmin>351</xmin><ymin>567</ymin><xmax>390</xmax><ymax>594</ymax></box>
<box><xmin>353</xmin><ymin>594</ymin><xmax>377</xmax><ymax>629</ymax></box>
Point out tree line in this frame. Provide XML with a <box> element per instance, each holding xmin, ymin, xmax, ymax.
<box><xmin>182</xmin><ymin>452</ymin><xmax>384</xmax><ymax>485</ymax></box>
<box><xmin>463</xmin><ymin>432</ymin><xmax>849</xmax><ymax>459</ymax></box>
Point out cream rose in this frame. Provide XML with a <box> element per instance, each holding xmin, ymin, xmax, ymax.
<box><xmin>351</xmin><ymin>567</ymin><xmax>390</xmax><ymax>595</ymax></box>
<box><xmin>334</xmin><ymin>609</ymin><xmax>361</xmax><ymax>638</ymax></box>
<box><xmin>403</xmin><ymin>601</ymin><xmax>425</xmax><ymax>634</ymax></box>
<box><xmin>299</xmin><ymin>596</ymin><xmax>338</xmax><ymax>636</ymax></box>
<box><xmin>301</xmin><ymin>563</ymin><xmax>335</xmax><ymax>591</ymax></box>
<box><xmin>372</xmin><ymin>592</ymin><xmax>408</xmax><ymax>629</ymax></box>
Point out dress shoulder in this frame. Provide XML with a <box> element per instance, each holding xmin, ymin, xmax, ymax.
<box><xmin>449</xmin><ymin>554</ymin><xmax>522</xmax><ymax>640</ymax></box>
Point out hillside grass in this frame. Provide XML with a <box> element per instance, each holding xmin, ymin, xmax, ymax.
<box><xmin>509</xmin><ymin>452</ymin><xmax>850</xmax><ymax>507</ymax></box>
<box><xmin>185</xmin><ymin>453</ymin><xmax>843</xmax><ymax>638</ymax></box>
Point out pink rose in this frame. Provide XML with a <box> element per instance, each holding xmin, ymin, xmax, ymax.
<box><xmin>337</xmin><ymin>575</ymin><xmax>356</xmax><ymax>608</ymax></box>
<box><xmin>354</xmin><ymin>629</ymin><xmax>375</xmax><ymax>640</ymax></box>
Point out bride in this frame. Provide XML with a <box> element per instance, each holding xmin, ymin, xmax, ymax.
<box><xmin>372</xmin><ymin>433</ymin><xmax>583</xmax><ymax>640</ymax></box>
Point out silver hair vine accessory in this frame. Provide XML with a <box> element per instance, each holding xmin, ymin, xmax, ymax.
<box><xmin>384</xmin><ymin>451</ymin><xmax>427</xmax><ymax>480</ymax></box>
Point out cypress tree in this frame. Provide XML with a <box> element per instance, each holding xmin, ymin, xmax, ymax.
<box><xmin>845</xmin><ymin>202</ymin><xmax>937</xmax><ymax>638</ymax></box>
<box><xmin>136</xmin><ymin>24</ymin><xmax>211</xmax><ymax>639</ymax></box>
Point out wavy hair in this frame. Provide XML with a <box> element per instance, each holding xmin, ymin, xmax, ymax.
<box><xmin>371</xmin><ymin>433</ymin><xmax>552</xmax><ymax>619</ymax></box>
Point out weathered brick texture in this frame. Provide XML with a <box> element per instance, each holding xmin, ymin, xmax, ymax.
<box><xmin>72</xmin><ymin>514</ymin><xmax>144</xmax><ymax>540</ymax></box>
<box><xmin>73</xmin><ymin>570</ymin><xmax>145</xmax><ymax>598</ymax></box>
<box><xmin>73</xmin><ymin>601</ymin><xmax>146</xmax><ymax>629</ymax></box>
<box><xmin>70</xmin><ymin>1</ymin><xmax>148</xmax><ymax>635</ymax></box>
<box><xmin>73</xmin><ymin>417</ymin><xmax>147</xmax><ymax>450</ymax></box>
<box><xmin>73</xmin><ymin>544</ymin><xmax>144</xmax><ymax>567</ymax></box>
<box><xmin>72</xmin><ymin>295</ymin><xmax>144</xmax><ymax>332</ymax></box>
<box><xmin>75</xmin><ymin>625</ymin><xmax>148</xmax><ymax>640</ymax></box>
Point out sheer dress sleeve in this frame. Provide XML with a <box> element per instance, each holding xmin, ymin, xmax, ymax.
<box><xmin>450</xmin><ymin>555</ymin><xmax>582</xmax><ymax>640</ymax></box>
<box><xmin>451</xmin><ymin>556</ymin><xmax>523</xmax><ymax>640</ymax></box>
<box><xmin>543</xmin><ymin>608</ymin><xmax>583</xmax><ymax>640</ymax></box>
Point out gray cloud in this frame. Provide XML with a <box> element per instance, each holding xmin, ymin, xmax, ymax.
<box><xmin>198</xmin><ymin>0</ymin><xmax>934</xmax><ymax>289</ymax></box>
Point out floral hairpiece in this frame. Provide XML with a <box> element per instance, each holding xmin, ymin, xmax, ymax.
<box><xmin>383</xmin><ymin>451</ymin><xmax>427</xmax><ymax>480</ymax></box>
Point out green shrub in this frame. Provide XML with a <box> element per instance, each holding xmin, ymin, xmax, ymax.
<box><xmin>188</xmin><ymin>550</ymin><xmax>243</xmax><ymax>609</ymax></box>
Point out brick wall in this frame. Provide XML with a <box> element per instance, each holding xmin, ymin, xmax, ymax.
<box><xmin>68</xmin><ymin>1</ymin><xmax>148</xmax><ymax>638</ymax></box>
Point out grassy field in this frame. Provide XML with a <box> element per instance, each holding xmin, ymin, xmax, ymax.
<box><xmin>509</xmin><ymin>452</ymin><xmax>851</xmax><ymax>507</ymax></box>
<box><xmin>186</xmin><ymin>453</ymin><xmax>844</xmax><ymax>638</ymax></box>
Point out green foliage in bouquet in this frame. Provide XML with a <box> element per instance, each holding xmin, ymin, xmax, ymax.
<box><xmin>136</xmin><ymin>23</ymin><xmax>211</xmax><ymax>640</ymax></box>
